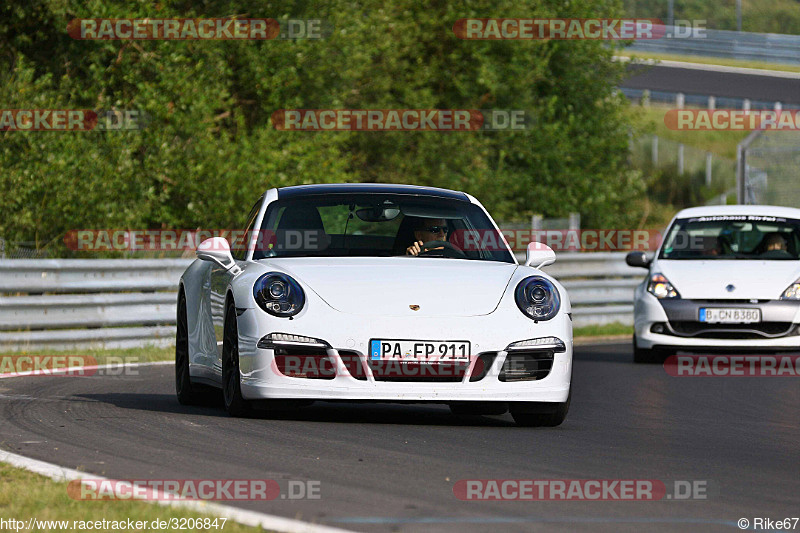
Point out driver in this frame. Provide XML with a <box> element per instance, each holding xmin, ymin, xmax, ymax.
<box><xmin>764</xmin><ymin>233</ymin><xmax>788</xmax><ymax>252</ymax></box>
<box><xmin>406</xmin><ymin>218</ymin><xmax>448</xmax><ymax>256</ymax></box>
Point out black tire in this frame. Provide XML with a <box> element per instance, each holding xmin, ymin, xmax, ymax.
<box><xmin>222</xmin><ymin>299</ymin><xmax>253</xmax><ymax>417</ymax></box>
<box><xmin>175</xmin><ymin>292</ymin><xmax>202</xmax><ymax>405</ymax></box>
<box><xmin>449</xmin><ymin>402</ymin><xmax>508</xmax><ymax>416</ymax></box>
<box><xmin>510</xmin><ymin>390</ymin><xmax>571</xmax><ymax>427</ymax></box>
<box><xmin>633</xmin><ymin>335</ymin><xmax>670</xmax><ymax>364</ymax></box>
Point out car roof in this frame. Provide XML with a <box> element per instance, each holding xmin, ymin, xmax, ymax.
<box><xmin>674</xmin><ymin>204</ymin><xmax>800</xmax><ymax>219</ymax></box>
<box><xmin>275</xmin><ymin>183</ymin><xmax>470</xmax><ymax>201</ymax></box>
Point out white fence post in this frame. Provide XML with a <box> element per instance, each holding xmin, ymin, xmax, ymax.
<box><xmin>652</xmin><ymin>135</ymin><xmax>658</xmax><ymax>165</ymax></box>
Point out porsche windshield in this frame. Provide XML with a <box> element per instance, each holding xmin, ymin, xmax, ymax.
<box><xmin>252</xmin><ymin>194</ymin><xmax>515</xmax><ymax>263</ymax></box>
<box><xmin>659</xmin><ymin>215</ymin><xmax>800</xmax><ymax>260</ymax></box>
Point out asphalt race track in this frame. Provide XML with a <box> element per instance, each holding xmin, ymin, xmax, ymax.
<box><xmin>622</xmin><ymin>64</ymin><xmax>800</xmax><ymax>106</ymax></box>
<box><xmin>1</xmin><ymin>343</ymin><xmax>798</xmax><ymax>532</ymax></box>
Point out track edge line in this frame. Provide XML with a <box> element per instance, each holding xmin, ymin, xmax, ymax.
<box><xmin>0</xmin><ymin>448</ymin><xmax>356</xmax><ymax>533</ymax></box>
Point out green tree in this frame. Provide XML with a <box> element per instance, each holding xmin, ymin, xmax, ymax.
<box><xmin>1</xmin><ymin>0</ymin><xmax>643</xmax><ymax>256</ymax></box>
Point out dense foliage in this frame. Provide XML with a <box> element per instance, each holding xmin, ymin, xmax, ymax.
<box><xmin>1</xmin><ymin>0</ymin><xmax>644</xmax><ymax>255</ymax></box>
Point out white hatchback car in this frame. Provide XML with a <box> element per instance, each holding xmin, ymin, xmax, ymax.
<box><xmin>627</xmin><ymin>205</ymin><xmax>800</xmax><ymax>362</ymax></box>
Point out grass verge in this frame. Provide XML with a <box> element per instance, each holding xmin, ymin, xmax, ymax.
<box><xmin>0</xmin><ymin>463</ymin><xmax>267</xmax><ymax>532</ymax></box>
<box><xmin>619</xmin><ymin>51</ymin><xmax>800</xmax><ymax>73</ymax></box>
<box><xmin>627</xmin><ymin>104</ymin><xmax>749</xmax><ymax>159</ymax></box>
<box><xmin>0</xmin><ymin>346</ymin><xmax>175</xmax><ymax>373</ymax></box>
<box><xmin>573</xmin><ymin>322</ymin><xmax>633</xmax><ymax>338</ymax></box>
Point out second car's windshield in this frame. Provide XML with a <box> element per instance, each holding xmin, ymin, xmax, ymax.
<box><xmin>659</xmin><ymin>215</ymin><xmax>800</xmax><ymax>260</ymax></box>
<box><xmin>251</xmin><ymin>193</ymin><xmax>515</xmax><ymax>263</ymax></box>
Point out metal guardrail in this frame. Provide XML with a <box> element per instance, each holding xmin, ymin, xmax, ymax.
<box><xmin>0</xmin><ymin>255</ymin><xmax>643</xmax><ymax>351</ymax></box>
<box><xmin>0</xmin><ymin>259</ymin><xmax>192</xmax><ymax>351</ymax></box>
<box><xmin>619</xmin><ymin>88</ymin><xmax>800</xmax><ymax>111</ymax></box>
<box><xmin>628</xmin><ymin>26</ymin><xmax>800</xmax><ymax>66</ymax></box>
<box><xmin>532</xmin><ymin>252</ymin><xmax>642</xmax><ymax>328</ymax></box>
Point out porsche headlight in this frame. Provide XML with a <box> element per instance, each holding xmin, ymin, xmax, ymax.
<box><xmin>647</xmin><ymin>273</ymin><xmax>680</xmax><ymax>299</ymax></box>
<box><xmin>254</xmin><ymin>272</ymin><xmax>305</xmax><ymax>317</ymax></box>
<box><xmin>781</xmin><ymin>278</ymin><xmax>800</xmax><ymax>300</ymax></box>
<box><xmin>515</xmin><ymin>276</ymin><xmax>560</xmax><ymax>321</ymax></box>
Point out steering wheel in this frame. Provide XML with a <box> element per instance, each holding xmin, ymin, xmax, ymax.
<box><xmin>418</xmin><ymin>240</ymin><xmax>467</xmax><ymax>258</ymax></box>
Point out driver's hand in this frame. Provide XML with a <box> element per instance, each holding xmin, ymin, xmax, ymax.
<box><xmin>406</xmin><ymin>240</ymin><xmax>424</xmax><ymax>256</ymax></box>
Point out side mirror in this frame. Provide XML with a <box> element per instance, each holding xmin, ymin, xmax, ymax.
<box><xmin>197</xmin><ymin>237</ymin><xmax>242</xmax><ymax>275</ymax></box>
<box><xmin>524</xmin><ymin>242</ymin><xmax>556</xmax><ymax>269</ymax></box>
<box><xmin>625</xmin><ymin>250</ymin><xmax>651</xmax><ymax>269</ymax></box>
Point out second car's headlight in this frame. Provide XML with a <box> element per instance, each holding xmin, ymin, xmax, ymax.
<box><xmin>647</xmin><ymin>273</ymin><xmax>680</xmax><ymax>299</ymax></box>
<box><xmin>515</xmin><ymin>276</ymin><xmax>560</xmax><ymax>321</ymax></box>
<box><xmin>781</xmin><ymin>278</ymin><xmax>800</xmax><ymax>300</ymax></box>
<box><xmin>254</xmin><ymin>272</ymin><xmax>305</xmax><ymax>317</ymax></box>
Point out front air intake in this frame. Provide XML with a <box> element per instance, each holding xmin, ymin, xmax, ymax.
<box><xmin>498</xmin><ymin>350</ymin><xmax>554</xmax><ymax>382</ymax></box>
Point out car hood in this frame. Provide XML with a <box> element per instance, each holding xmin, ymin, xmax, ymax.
<box><xmin>271</xmin><ymin>257</ymin><xmax>518</xmax><ymax>317</ymax></box>
<box><xmin>657</xmin><ymin>260</ymin><xmax>800</xmax><ymax>299</ymax></box>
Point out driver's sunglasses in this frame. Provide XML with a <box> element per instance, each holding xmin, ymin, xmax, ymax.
<box><xmin>422</xmin><ymin>226</ymin><xmax>448</xmax><ymax>234</ymax></box>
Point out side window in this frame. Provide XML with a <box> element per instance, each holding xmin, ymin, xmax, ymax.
<box><xmin>232</xmin><ymin>200</ymin><xmax>262</xmax><ymax>260</ymax></box>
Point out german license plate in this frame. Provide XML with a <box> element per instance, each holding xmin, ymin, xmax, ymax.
<box><xmin>369</xmin><ymin>339</ymin><xmax>470</xmax><ymax>361</ymax></box>
<box><xmin>699</xmin><ymin>308</ymin><xmax>761</xmax><ymax>324</ymax></box>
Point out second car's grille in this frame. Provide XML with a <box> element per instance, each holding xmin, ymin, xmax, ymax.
<box><xmin>669</xmin><ymin>321</ymin><xmax>796</xmax><ymax>339</ymax></box>
<box><xmin>690</xmin><ymin>299</ymin><xmax>769</xmax><ymax>304</ymax></box>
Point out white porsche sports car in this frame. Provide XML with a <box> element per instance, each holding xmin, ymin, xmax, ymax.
<box><xmin>176</xmin><ymin>184</ymin><xmax>572</xmax><ymax>426</ymax></box>
<box><xmin>627</xmin><ymin>205</ymin><xmax>800</xmax><ymax>362</ymax></box>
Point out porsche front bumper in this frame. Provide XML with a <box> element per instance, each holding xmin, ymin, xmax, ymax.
<box><xmin>234</xmin><ymin>307</ymin><xmax>572</xmax><ymax>403</ymax></box>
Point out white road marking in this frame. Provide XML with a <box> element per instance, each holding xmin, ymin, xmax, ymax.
<box><xmin>613</xmin><ymin>55</ymin><xmax>800</xmax><ymax>79</ymax></box>
<box><xmin>1</xmin><ymin>360</ymin><xmax>355</xmax><ymax>532</ymax></box>
<box><xmin>0</xmin><ymin>448</ymin><xmax>355</xmax><ymax>533</ymax></box>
